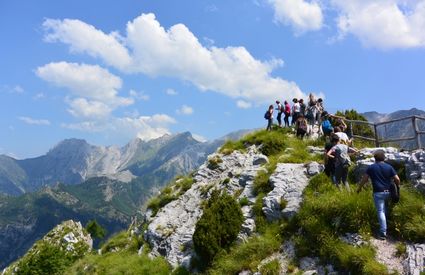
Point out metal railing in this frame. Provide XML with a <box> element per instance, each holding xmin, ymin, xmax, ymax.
<box><xmin>345</xmin><ymin>115</ymin><xmax>425</xmax><ymax>150</ymax></box>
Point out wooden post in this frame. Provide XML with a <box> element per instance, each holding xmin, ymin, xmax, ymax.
<box><xmin>374</xmin><ymin>124</ymin><xmax>379</xmax><ymax>147</ymax></box>
<box><xmin>413</xmin><ymin>116</ymin><xmax>422</xmax><ymax>149</ymax></box>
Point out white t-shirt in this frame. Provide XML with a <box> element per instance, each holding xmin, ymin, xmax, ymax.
<box><xmin>335</xmin><ymin>132</ymin><xmax>350</xmax><ymax>144</ymax></box>
<box><xmin>292</xmin><ymin>102</ymin><xmax>300</xmax><ymax>113</ymax></box>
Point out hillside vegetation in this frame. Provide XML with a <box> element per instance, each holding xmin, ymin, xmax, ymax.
<box><xmin>6</xmin><ymin>128</ymin><xmax>425</xmax><ymax>274</ymax></box>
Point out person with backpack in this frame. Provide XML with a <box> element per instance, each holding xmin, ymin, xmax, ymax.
<box><xmin>265</xmin><ymin>105</ymin><xmax>274</xmax><ymax>131</ymax></box>
<box><xmin>321</xmin><ymin>112</ymin><xmax>334</xmax><ymax>137</ymax></box>
<box><xmin>299</xmin><ymin>98</ymin><xmax>306</xmax><ymax>116</ymax></box>
<box><xmin>295</xmin><ymin>114</ymin><xmax>308</xmax><ymax>139</ymax></box>
<box><xmin>275</xmin><ymin>100</ymin><xmax>283</xmax><ymax>128</ymax></box>
<box><xmin>326</xmin><ymin>135</ymin><xmax>358</xmax><ymax>191</ymax></box>
<box><xmin>291</xmin><ymin>98</ymin><xmax>300</xmax><ymax>126</ymax></box>
<box><xmin>357</xmin><ymin>150</ymin><xmax>400</xmax><ymax>240</ymax></box>
<box><xmin>324</xmin><ymin>134</ymin><xmax>339</xmax><ymax>182</ymax></box>
<box><xmin>283</xmin><ymin>100</ymin><xmax>291</xmax><ymax>127</ymax></box>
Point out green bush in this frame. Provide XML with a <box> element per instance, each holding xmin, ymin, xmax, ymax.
<box><xmin>15</xmin><ymin>243</ymin><xmax>75</xmax><ymax>275</ymax></box>
<box><xmin>193</xmin><ymin>190</ymin><xmax>244</xmax><ymax>269</ymax></box>
<box><xmin>86</xmin><ymin>220</ymin><xmax>106</xmax><ymax>240</ymax></box>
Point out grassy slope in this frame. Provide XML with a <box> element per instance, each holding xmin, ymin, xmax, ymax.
<box><xmin>13</xmin><ymin>129</ymin><xmax>425</xmax><ymax>274</ymax></box>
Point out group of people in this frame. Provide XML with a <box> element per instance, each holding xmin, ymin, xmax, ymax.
<box><xmin>265</xmin><ymin>93</ymin><xmax>325</xmax><ymax>136</ymax></box>
<box><xmin>324</xmin><ymin>135</ymin><xmax>400</xmax><ymax>240</ymax></box>
<box><xmin>264</xmin><ymin>96</ymin><xmax>400</xmax><ymax>241</ymax></box>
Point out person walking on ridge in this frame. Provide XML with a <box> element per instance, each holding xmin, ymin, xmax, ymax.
<box><xmin>357</xmin><ymin>150</ymin><xmax>400</xmax><ymax>240</ymax></box>
<box><xmin>265</xmin><ymin>104</ymin><xmax>274</xmax><ymax>131</ymax></box>
<box><xmin>284</xmin><ymin>100</ymin><xmax>291</xmax><ymax>127</ymax></box>
<box><xmin>326</xmin><ymin>135</ymin><xmax>358</xmax><ymax>191</ymax></box>
<box><xmin>276</xmin><ymin>100</ymin><xmax>283</xmax><ymax>128</ymax></box>
<box><xmin>291</xmin><ymin>98</ymin><xmax>300</xmax><ymax>126</ymax></box>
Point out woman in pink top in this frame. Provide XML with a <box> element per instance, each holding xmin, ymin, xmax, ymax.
<box><xmin>284</xmin><ymin>100</ymin><xmax>291</xmax><ymax>127</ymax></box>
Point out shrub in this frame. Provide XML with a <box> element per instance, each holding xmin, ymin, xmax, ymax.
<box><xmin>16</xmin><ymin>243</ymin><xmax>75</xmax><ymax>275</ymax></box>
<box><xmin>86</xmin><ymin>220</ymin><xmax>106</xmax><ymax>240</ymax></box>
<box><xmin>208</xmin><ymin>156</ymin><xmax>223</xmax><ymax>170</ymax></box>
<box><xmin>193</xmin><ymin>190</ymin><xmax>244</xmax><ymax>269</ymax></box>
<box><xmin>239</xmin><ymin>197</ymin><xmax>250</xmax><ymax>207</ymax></box>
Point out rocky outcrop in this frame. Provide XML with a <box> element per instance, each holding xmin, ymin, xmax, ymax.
<box><xmin>144</xmin><ymin>146</ymin><xmax>268</xmax><ymax>268</ymax></box>
<box><xmin>404</xmin><ymin>244</ymin><xmax>425</xmax><ymax>275</ymax></box>
<box><xmin>3</xmin><ymin>220</ymin><xmax>92</xmax><ymax>274</ymax></box>
<box><xmin>263</xmin><ymin>162</ymin><xmax>323</xmax><ymax>221</ymax></box>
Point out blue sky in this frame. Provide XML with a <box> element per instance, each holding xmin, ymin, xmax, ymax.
<box><xmin>1</xmin><ymin>0</ymin><xmax>425</xmax><ymax>158</ymax></box>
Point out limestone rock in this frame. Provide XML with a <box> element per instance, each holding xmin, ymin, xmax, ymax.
<box><xmin>145</xmin><ymin>146</ymin><xmax>268</xmax><ymax>268</ymax></box>
<box><xmin>404</xmin><ymin>243</ymin><xmax>425</xmax><ymax>275</ymax></box>
<box><xmin>263</xmin><ymin>163</ymin><xmax>311</xmax><ymax>220</ymax></box>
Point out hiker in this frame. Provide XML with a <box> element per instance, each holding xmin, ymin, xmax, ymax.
<box><xmin>324</xmin><ymin>134</ymin><xmax>339</xmax><ymax>181</ymax></box>
<box><xmin>321</xmin><ymin>112</ymin><xmax>334</xmax><ymax>137</ymax></box>
<box><xmin>295</xmin><ymin>114</ymin><xmax>308</xmax><ymax>139</ymax></box>
<box><xmin>357</xmin><ymin>150</ymin><xmax>400</xmax><ymax>240</ymax></box>
<box><xmin>291</xmin><ymin>98</ymin><xmax>300</xmax><ymax>126</ymax></box>
<box><xmin>306</xmin><ymin>95</ymin><xmax>318</xmax><ymax>135</ymax></box>
<box><xmin>265</xmin><ymin>104</ymin><xmax>274</xmax><ymax>131</ymax></box>
<box><xmin>326</xmin><ymin>135</ymin><xmax>358</xmax><ymax>191</ymax></box>
<box><xmin>299</xmin><ymin>98</ymin><xmax>306</xmax><ymax>117</ymax></box>
<box><xmin>283</xmin><ymin>100</ymin><xmax>291</xmax><ymax>127</ymax></box>
<box><xmin>334</xmin><ymin>126</ymin><xmax>352</xmax><ymax>145</ymax></box>
<box><xmin>276</xmin><ymin>100</ymin><xmax>283</xmax><ymax>127</ymax></box>
<box><xmin>316</xmin><ymin>98</ymin><xmax>324</xmax><ymax>125</ymax></box>
<box><xmin>334</xmin><ymin>117</ymin><xmax>348</xmax><ymax>132</ymax></box>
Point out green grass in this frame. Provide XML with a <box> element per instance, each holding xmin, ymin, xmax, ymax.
<box><xmin>207</xmin><ymin>224</ymin><xmax>282</xmax><ymax>274</ymax></box>
<box><xmin>278</xmin><ymin>138</ymin><xmax>323</xmax><ymax>163</ymax></box>
<box><xmin>220</xmin><ymin>129</ymin><xmax>290</xmax><ymax>156</ymax></box>
<box><xmin>67</xmin><ymin>252</ymin><xmax>171</xmax><ymax>275</ymax></box>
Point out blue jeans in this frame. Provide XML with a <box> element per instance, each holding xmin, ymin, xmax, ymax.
<box><xmin>373</xmin><ymin>192</ymin><xmax>390</xmax><ymax>236</ymax></box>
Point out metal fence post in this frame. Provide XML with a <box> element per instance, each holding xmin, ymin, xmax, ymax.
<box><xmin>413</xmin><ymin>116</ymin><xmax>422</xmax><ymax>149</ymax></box>
<box><xmin>374</xmin><ymin>124</ymin><xmax>379</xmax><ymax>147</ymax></box>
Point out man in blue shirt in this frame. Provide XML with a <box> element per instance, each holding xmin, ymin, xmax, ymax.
<box><xmin>357</xmin><ymin>150</ymin><xmax>400</xmax><ymax>240</ymax></box>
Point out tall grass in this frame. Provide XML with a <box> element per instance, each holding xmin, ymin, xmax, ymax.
<box><xmin>207</xmin><ymin>223</ymin><xmax>282</xmax><ymax>274</ymax></box>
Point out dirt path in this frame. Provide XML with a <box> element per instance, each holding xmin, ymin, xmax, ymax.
<box><xmin>370</xmin><ymin>238</ymin><xmax>405</xmax><ymax>274</ymax></box>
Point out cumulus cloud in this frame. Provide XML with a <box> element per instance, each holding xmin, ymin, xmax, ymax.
<box><xmin>165</xmin><ymin>88</ymin><xmax>178</xmax><ymax>96</ymax></box>
<box><xmin>18</xmin><ymin>116</ymin><xmax>51</xmax><ymax>126</ymax></box>
<box><xmin>332</xmin><ymin>0</ymin><xmax>425</xmax><ymax>49</ymax></box>
<box><xmin>42</xmin><ymin>13</ymin><xmax>307</xmax><ymax>105</ymax></box>
<box><xmin>236</xmin><ymin>100</ymin><xmax>252</xmax><ymax>109</ymax></box>
<box><xmin>43</xmin><ymin>19</ymin><xmax>132</xmax><ymax>70</ymax></box>
<box><xmin>36</xmin><ymin>62</ymin><xmax>133</xmax><ymax>118</ymax></box>
<box><xmin>267</xmin><ymin>0</ymin><xmax>324</xmax><ymax>33</ymax></box>
<box><xmin>129</xmin><ymin>89</ymin><xmax>150</xmax><ymax>101</ymax></box>
<box><xmin>176</xmin><ymin>105</ymin><xmax>194</xmax><ymax>115</ymax></box>
<box><xmin>62</xmin><ymin>114</ymin><xmax>176</xmax><ymax>141</ymax></box>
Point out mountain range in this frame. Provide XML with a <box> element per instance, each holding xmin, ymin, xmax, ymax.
<box><xmin>361</xmin><ymin>108</ymin><xmax>425</xmax><ymax>149</ymax></box>
<box><xmin>0</xmin><ymin>130</ymin><xmax>251</xmax><ymax>269</ymax></box>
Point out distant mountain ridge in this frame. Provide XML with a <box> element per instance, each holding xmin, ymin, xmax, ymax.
<box><xmin>362</xmin><ymin>108</ymin><xmax>425</xmax><ymax>123</ymax></box>
<box><xmin>362</xmin><ymin>108</ymin><xmax>425</xmax><ymax>149</ymax></box>
<box><xmin>0</xmin><ymin>131</ymin><xmax>250</xmax><ymax>196</ymax></box>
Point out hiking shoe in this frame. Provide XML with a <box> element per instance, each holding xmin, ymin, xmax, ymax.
<box><xmin>378</xmin><ymin>233</ymin><xmax>387</xmax><ymax>240</ymax></box>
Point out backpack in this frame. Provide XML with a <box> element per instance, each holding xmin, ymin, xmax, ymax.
<box><xmin>298</xmin><ymin>119</ymin><xmax>307</xmax><ymax>131</ymax></box>
<box><xmin>264</xmin><ymin>111</ymin><xmax>271</xmax><ymax>120</ymax></box>
<box><xmin>321</xmin><ymin>120</ymin><xmax>333</xmax><ymax>133</ymax></box>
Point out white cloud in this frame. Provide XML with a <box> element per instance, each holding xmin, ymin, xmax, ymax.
<box><xmin>165</xmin><ymin>88</ymin><xmax>178</xmax><ymax>96</ymax></box>
<box><xmin>67</xmin><ymin>98</ymin><xmax>112</xmax><ymax>119</ymax></box>
<box><xmin>42</xmin><ymin>13</ymin><xmax>307</xmax><ymax>105</ymax></box>
<box><xmin>129</xmin><ymin>89</ymin><xmax>150</xmax><ymax>101</ymax></box>
<box><xmin>1</xmin><ymin>85</ymin><xmax>24</xmax><ymax>94</ymax></box>
<box><xmin>236</xmin><ymin>100</ymin><xmax>252</xmax><ymax>109</ymax></box>
<box><xmin>268</xmin><ymin>0</ymin><xmax>324</xmax><ymax>33</ymax></box>
<box><xmin>43</xmin><ymin>19</ymin><xmax>132</xmax><ymax>70</ymax></box>
<box><xmin>332</xmin><ymin>0</ymin><xmax>425</xmax><ymax>49</ymax></box>
<box><xmin>176</xmin><ymin>105</ymin><xmax>194</xmax><ymax>115</ymax></box>
<box><xmin>62</xmin><ymin>114</ymin><xmax>176</xmax><ymax>141</ymax></box>
<box><xmin>36</xmin><ymin>62</ymin><xmax>133</xmax><ymax>118</ymax></box>
<box><xmin>18</xmin><ymin>116</ymin><xmax>51</xmax><ymax>126</ymax></box>
<box><xmin>33</xmin><ymin>92</ymin><xmax>46</xmax><ymax>100</ymax></box>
